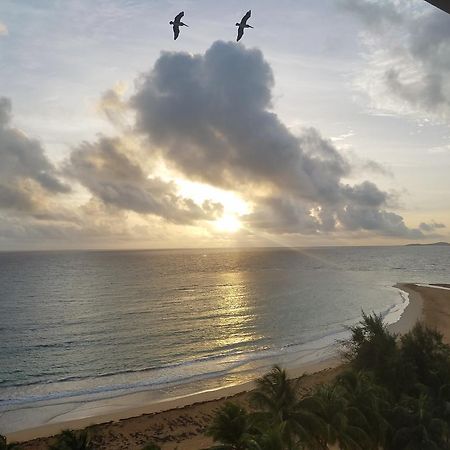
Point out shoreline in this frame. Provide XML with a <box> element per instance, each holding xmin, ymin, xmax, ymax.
<box><xmin>388</xmin><ymin>283</ymin><xmax>424</xmax><ymax>335</ymax></box>
<box><xmin>6</xmin><ymin>356</ymin><xmax>341</xmax><ymax>444</ymax></box>
<box><xmin>8</xmin><ymin>282</ymin><xmax>447</xmax><ymax>449</ymax></box>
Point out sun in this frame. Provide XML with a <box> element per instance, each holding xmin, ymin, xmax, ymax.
<box><xmin>214</xmin><ymin>215</ymin><xmax>242</xmax><ymax>233</ymax></box>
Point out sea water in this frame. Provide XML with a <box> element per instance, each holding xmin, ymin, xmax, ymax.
<box><xmin>0</xmin><ymin>246</ymin><xmax>449</xmax><ymax>432</ymax></box>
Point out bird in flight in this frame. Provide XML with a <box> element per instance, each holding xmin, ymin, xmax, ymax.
<box><xmin>169</xmin><ymin>11</ymin><xmax>188</xmax><ymax>40</ymax></box>
<box><xmin>236</xmin><ymin>10</ymin><xmax>253</xmax><ymax>42</ymax></box>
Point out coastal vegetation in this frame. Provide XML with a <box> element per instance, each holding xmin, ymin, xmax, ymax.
<box><xmin>207</xmin><ymin>313</ymin><xmax>450</xmax><ymax>449</ymax></box>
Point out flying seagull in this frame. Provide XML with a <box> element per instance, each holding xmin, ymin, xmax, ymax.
<box><xmin>423</xmin><ymin>0</ymin><xmax>450</xmax><ymax>14</ymax></box>
<box><xmin>169</xmin><ymin>11</ymin><xmax>188</xmax><ymax>40</ymax></box>
<box><xmin>236</xmin><ymin>10</ymin><xmax>253</xmax><ymax>42</ymax></box>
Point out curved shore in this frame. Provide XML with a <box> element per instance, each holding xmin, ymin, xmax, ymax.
<box><xmin>9</xmin><ymin>283</ymin><xmax>450</xmax><ymax>449</ymax></box>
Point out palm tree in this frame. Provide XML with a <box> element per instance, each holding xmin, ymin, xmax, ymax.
<box><xmin>308</xmin><ymin>384</ymin><xmax>372</xmax><ymax>450</ymax></box>
<box><xmin>251</xmin><ymin>366</ymin><xmax>324</xmax><ymax>449</ymax></box>
<box><xmin>254</xmin><ymin>424</ymin><xmax>287</xmax><ymax>450</ymax></box>
<box><xmin>50</xmin><ymin>429</ymin><xmax>94</xmax><ymax>450</ymax></box>
<box><xmin>207</xmin><ymin>402</ymin><xmax>258</xmax><ymax>450</ymax></box>
<box><xmin>337</xmin><ymin>370</ymin><xmax>390</xmax><ymax>448</ymax></box>
<box><xmin>390</xmin><ymin>394</ymin><xmax>447</xmax><ymax>450</ymax></box>
<box><xmin>0</xmin><ymin>435</ymin><xmax>22</xmax><ymax>450</ymax></box>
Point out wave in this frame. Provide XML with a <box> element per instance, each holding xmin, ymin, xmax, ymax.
<box><xmin>1</xmin><ymin>297</ymin><xmax>408</xmax><ymax>412</ymax></box>
<box><xmin>0</xmin><ymin>326</ymin><xmax>349</xmax><ymax>410</ymax></box>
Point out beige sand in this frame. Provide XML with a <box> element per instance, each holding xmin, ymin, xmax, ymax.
<box><xmin>10</xmin><ymin>282</ymin><xmax>449</xmax><ymax>450</ymax></box>
<box><xmin>15</xmin><ymin>365</ymin><xmax>343</xmax><ymax>450</ymax></box>
<box><xmin>397</xmin><ymin>283</ymin><xmax>450</xmax><ymax>344</ymax></box>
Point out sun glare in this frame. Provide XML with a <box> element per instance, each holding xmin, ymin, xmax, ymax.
<box><xmin>214</xmin><ymin>215</ymin><xmax>242</xmax><ymax>233</ymax></box>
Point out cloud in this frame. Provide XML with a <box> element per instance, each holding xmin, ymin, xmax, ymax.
<box><xmin>0</xmin><ymin>97</ymin><xmax>70</xmax><ymax>214</ymax></box>
<box><xmin>338</xmin><ymin>205</ymin><xmax>424</xmax><ymax>238</ymax></box>
<box><xmin>0</xmin><ymin>21</ymin><xmax>7</xmax><ymax>36</ymax></box>
<box><xmin>64</xmin><ymin>136</ymin><xmax>223</xmax><ymax>224</ymax></box>
<box><xmin>338</xmin><ymin>0</ymin><xmax>402</xmax><ymax>29</ymax></box>
<box><xmin>342</xmin><ymin>0</ymin><xmax>450</xmax><ymax>120</ymax></box>
<box><xmin>419</xmin><ymin>221</ymin><xmax>446</xmax><ymax>232</ymax></box>
<box><xmin>98</xmin><ymin>83</ymin><xmax>129</xmax><ymax>129</ymax></box>
<box><xmin>244</xmin><ymin>195</ymin><xmax>321</xmax><ymax>234</ymax></box>
<box><xmin>130</xmin><ymin>41</ymin><xmax>425</xmax><ymax>238</ymax></box>
<box><xmin>132</xmin><ymin>44</ymin><xmax>352</xmax><ymax>205</ymax></box>
<box><xmin>0</xmin><ymin>41</ymin><xmax>440</xmax><ymax>245</ymax></box>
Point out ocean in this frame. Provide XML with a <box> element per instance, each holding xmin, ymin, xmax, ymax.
<box><xmin>0</xmin><ymin>246</ymin><xmax>449</xmax><ymax>433</ymax></box>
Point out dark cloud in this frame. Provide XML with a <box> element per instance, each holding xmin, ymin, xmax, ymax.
<box><xmin>0</xmin><ymin>97</ymin><xmax>70</xmax><ymax>213</ymax></box>
<box><xmin>338</xmin><ymin>206</ymin><xmax>423</xmax><ymax>238</ymax></box>
<box><xmin>342</xmin><ymin>181</ymin><xmax>388</xmax><ymax>207</ymax></box>
<box><xmin>244</xmin><ymin>196</ymin><xmax>321</xmax><ymax>235</ymax></box>
<box><xmin>131</xmin><ymin>41</ymin><xmax>426</xmax><ymax>238</ymax></box>
<box><xmin>419</xmin><ymin>221</ymin><xmax>446</xmax><ymax>232</ymax></box>
<box><xmin>132</xmin><ymin>43</ymin><xmax>352</xmax><ymax>204</ymax></box>
<box><xmin>65</xmin><ymin>136</ymin><xmax>222</xmax><ymax>224</ymax></box>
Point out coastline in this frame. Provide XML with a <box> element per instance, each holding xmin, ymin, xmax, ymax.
<box><xmin>6</xmin><ymin>356</ymin><xmax>341</xmax><ymax>445</ymax></box>
<box><xmin>396</xmin><ymin>283</ymin><xmax>450</xmax><ymax>344</ymax></box>
<box><xmin>8</xmin><ymin>282</ymin><xmax>448</xmax><ymax>449</ymax></box>
<box><xmin>387</xmin><ymin>283</ymin><xmax>424</xmax><ymax>336</ymax></box>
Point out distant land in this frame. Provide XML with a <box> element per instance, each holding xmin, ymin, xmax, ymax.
<box><xmin>405</xmin><ymin>241</ymin><xmax>450</xmax><ymax>247</ymax></box>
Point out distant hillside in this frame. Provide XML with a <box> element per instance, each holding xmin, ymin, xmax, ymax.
<box><xmin>406</xmin><ymin>241</ymin><xmax>450</xmax><ymax>247</ymax></box>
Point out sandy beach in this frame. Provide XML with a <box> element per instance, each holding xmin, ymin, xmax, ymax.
<box><xmin>7</xmin><ymin>282</ymin><xmax>450</xmax><ymax>450</ymax></box>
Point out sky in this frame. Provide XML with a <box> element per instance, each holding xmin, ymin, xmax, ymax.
<box><xmin>0</xmin><ymin>0</ymin><xmax>449</xmax><ymax>250</ymax></box>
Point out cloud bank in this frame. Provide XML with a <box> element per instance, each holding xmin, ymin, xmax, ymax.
<box><xmin>1</xmin><ymin>40</ymin><xmax>444</xmax><ymax>247</ymax></box>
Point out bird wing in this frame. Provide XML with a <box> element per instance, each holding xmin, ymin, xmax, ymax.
<box><xmin>237</xmin><ymin>27</ymin><xmax>244</xmax><ymax>41</ymax></box>
<box><xmin>173</xmin><ymin>25</ymin><xmax>180</xmax><ymax>40</ymax></box>
<box><xmin>241</xmin><ymin>10</ymin><xmax>251</xmax><ymax>24</ymax></box>
<box><xmin>175</xmin><ymin>11</ymin><xmax>184</xmax><ymax>22</ymax></box>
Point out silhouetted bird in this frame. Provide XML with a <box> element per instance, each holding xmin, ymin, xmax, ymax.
<box><xmin>169</xmin><ymin>12</ymin><xmax>188</xmax><ymax>40</ymax></box>
<box><xmin>236</xmin><ymin>10</ymin><xmax>253</xmax><ymax>42</ymax></box>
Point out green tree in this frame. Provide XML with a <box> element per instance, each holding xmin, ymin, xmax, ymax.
<box><xmin>50</xmin><ymin>429</ymin><xmax>94</xmax><ymax>450</ymax></box>
<box><xmin>251</xmin><ymin>366</ymin><xmax>324</xmax><ymax>449</ymax></box>
<box><xmin>341</xmin><ymin>312</ymin><xmax>402</xmax><ymax>392</ymax></box>
<box><xmin>337</xmin><ymin>370</ymin><xmax>390</xmax><ymax>448</ymax></box>
<box><xmin>207</xmin><ymin>402</ymin><xmax>258</xmax><ymax>450</ymax></box>
<box><xmin>401</xmin><ymin>322</ymin><xmax>450</xmax><ymax>397</ymax></box>
<box><xmin>390</xmin><ymin>394</ymin><xmax>447</xmax><ymax>450</ymax></box>
<box><xmin>254</xmin><ymin>425</ymin><xmax>287</xmax><ymax>450</ymax></box>
<box><xmin>308</xmin><ymin>384</ymin><xmax>372</xmax><ymax>450</ymax></box>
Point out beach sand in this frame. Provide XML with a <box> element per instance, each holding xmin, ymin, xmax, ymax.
<box><xmin>8</xmin><ymin>283</ymin><xmax>450</xmax><ymax>450</ymax></box>
<box><xmin>397</xmin><ymin>283</ymin><xmax>450</xmax><ymax>344</ymax></box>
<box><xmin>13</xmin><ymin>364</ymin><xmax>343</xmax><ymax>450</ymax></box>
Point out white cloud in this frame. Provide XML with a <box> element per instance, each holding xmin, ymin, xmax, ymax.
<box><xmin>344</xmin><ymin>0</ymin><xmax>450</xmax><ymax>122</ymax></box>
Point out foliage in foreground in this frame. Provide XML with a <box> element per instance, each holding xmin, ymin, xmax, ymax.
<box><xmin>207</xmin><ymin>314</ymin><xmax>450</xmax><ymax>449</ymax></box>
<box><xmin>49</xmin><ymin>429</ymin><xmax>94</xmax><ymax>450</ymax></box>
<box><xmin>0</xmin><ymin>435</ymin><xmax>22</xmax><ymax>450</ymax></box>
